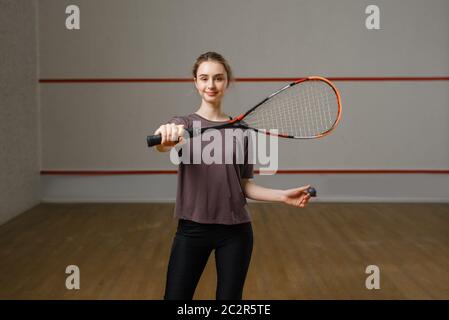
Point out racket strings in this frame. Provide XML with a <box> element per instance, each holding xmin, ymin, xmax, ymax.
<box><xmin>243</xmin><ymin>80</ymin><xmax>339</xmax><ymax>138</ymax></box>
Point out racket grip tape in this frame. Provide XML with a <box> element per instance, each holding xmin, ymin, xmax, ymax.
<box><xmin>147</xmin><ymin>134</ymin><xmax>162</xmax><ymax>147</ymax></box>
<box><xmin>147</xmin><ymin>128</ymin><xmax>194</xmax><ymax>147</ymax></box>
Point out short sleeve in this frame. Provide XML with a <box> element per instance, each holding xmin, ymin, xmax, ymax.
<box><xmin>168</xmin><ymin>115</ymin><xmax>190</xmax><ymax>129</ymax></box>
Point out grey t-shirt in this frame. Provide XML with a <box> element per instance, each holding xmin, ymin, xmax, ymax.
<box><xmin>168</xmin><ymin>113</ymin><xmax>254</xmax><ymax>225</ymax></box>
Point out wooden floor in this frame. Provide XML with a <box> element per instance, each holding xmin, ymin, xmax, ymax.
<box><xmin>0</xmin><ymin>202</ymin><xmax>448</xmax><ymax>299</ymax></box>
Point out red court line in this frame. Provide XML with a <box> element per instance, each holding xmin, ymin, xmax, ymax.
<box><xmin>39</xmin><ymin>78</ymin><xmax>193</xmax><ymax>83</ymax></box>
<box><xmin>38</xmin><ymin>76</ymin><xmax>449</xmax><ymax>176</ymax></box>
<box><xmin>40</xmin><ymin>170</ymin><xmax>449</xmax><ymax>175</ymax></box>
<box><xmin>39</xmin><ymin>76</ymin><xmax>449</xmax><ymax>83</ymax></box>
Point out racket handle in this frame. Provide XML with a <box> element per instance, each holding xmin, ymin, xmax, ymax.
<box><xmin>307</xmin><ymin>187</ymin><xmax>317</xmax><ymax>197</ymax></box>
<box><xmin>146</xmin><ymin>133</ymin><xmax>188</xmax><ymax>147</ymax></box>
<box><xmin>147</xmin><ymin>128</ymin><xmax>195</xmax><ymax>147</ymax></box>
<box><xmin>147</xmin><ymin>134</ymin><xmax>162</xmax><ymax>147</ymax></box>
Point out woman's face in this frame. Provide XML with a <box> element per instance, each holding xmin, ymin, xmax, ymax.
<box><xmin>194</xmin><ymin>61</ymin><xmax>228</xmax><ymax>105</ymax></box>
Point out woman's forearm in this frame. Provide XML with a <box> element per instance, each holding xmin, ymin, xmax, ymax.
<box><xmin>241</xmin><ymin>179</ymin><xmax>285</xmax><ymax>203</ymax></box>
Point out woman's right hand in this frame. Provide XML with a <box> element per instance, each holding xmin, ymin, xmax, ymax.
<box><xmin>154</xmin><ymin>123</ymin><xmax>185</xmax><ymax>147</ymax></box>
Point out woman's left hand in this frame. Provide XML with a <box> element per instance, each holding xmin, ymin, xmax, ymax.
<box><xmin>281</xmin><ymin>185</ymin><xmax>312</xmax><ymax>208</ymax></box>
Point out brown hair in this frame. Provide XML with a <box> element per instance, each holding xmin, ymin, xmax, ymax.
<box><xmin>192</xmin><ymin>52</ymin><xmax>233</xmax><ymax>88</ymax></box>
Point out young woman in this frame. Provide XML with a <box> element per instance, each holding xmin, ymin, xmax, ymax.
<box><xmin>155</xmin><ymin>52</ymin><xmax>312</xmax><ymax>300</ymax></box>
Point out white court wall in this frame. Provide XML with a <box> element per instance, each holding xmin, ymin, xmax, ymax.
<box><xmin>38</xmin><ymin>0</ymin><xmax>449</xmax><ymax>202</ymax></box>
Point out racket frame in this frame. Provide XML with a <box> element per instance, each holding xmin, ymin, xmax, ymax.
<box><xmin>225</xmin><ymin>76</ymin><xmax>342</xmax><ymax>139</ymax></box>
<box><xmin>147</xmin><ymin>76</ymin><xmax>342</xmax><ymax>147</ymax></box>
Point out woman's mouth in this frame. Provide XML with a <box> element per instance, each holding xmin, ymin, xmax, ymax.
<box><xmin>205</xmin><ymin>91</ymin><xmax>218</xmax><ymax>97</ymax></box>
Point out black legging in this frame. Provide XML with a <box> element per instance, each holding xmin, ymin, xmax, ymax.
<box><xmin>164</xmin><ymin>219</ymin><xmax>253</xmax><ymax>300</ymax></box>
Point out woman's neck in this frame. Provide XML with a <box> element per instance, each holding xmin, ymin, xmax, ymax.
<box><xmin>196</xmin><ymin>101</ymin><xmax>228</xmax><ymax>121</ymax></box>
